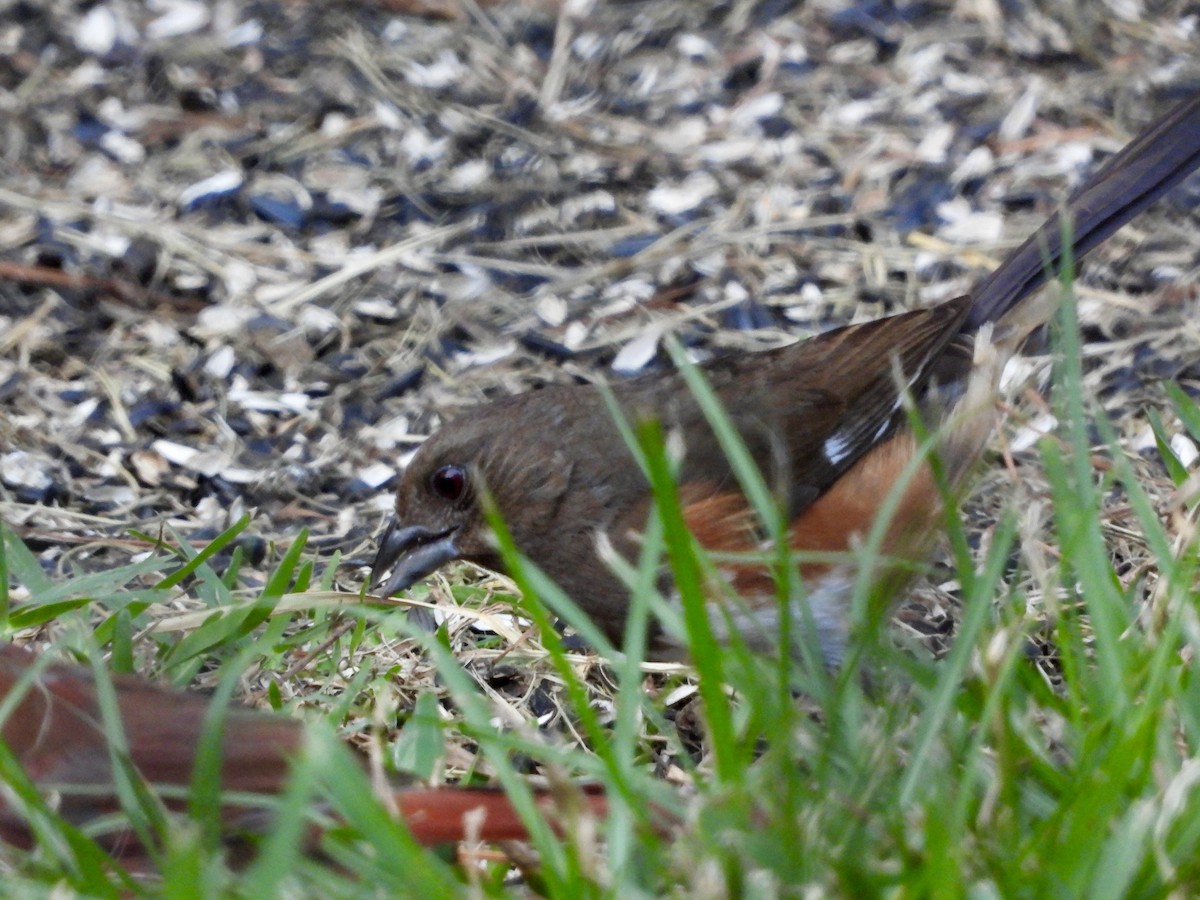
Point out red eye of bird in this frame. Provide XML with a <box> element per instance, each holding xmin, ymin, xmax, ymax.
<box><xmin>430</xmin><ymin>465</ymin><xmax>467</xmax><ymax>502</ymax></box>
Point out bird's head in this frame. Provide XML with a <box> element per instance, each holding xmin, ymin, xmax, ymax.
<box><xmin>369</xmin><ymin>392</ymin><xmax>583</xmax><ymax>598</ymax></box>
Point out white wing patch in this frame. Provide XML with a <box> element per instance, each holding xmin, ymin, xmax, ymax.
<box><xmin>823</xmin><ymin>431</ymin><xmax>854</xmax><ymax>465</ymax></box>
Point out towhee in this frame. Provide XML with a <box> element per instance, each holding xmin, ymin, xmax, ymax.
<box><xmin>0</xmin><ymin>644</ymin><xmax>607</xmax><ymax>868</ymax></box>
<box><xmin>372</xmin><ymin>93</ymin><xmax>1200</xmax><ymax>665</ymax></box>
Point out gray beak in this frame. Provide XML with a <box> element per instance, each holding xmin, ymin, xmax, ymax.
<box><xmin>370</xmin><ymin>518</ymin><xmax>460</xmax><ymax>597</ymax></box>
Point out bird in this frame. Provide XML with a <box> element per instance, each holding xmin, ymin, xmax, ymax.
<box><xmin>371</xmin><ymin>93</ymin><xmax>1200</xmax><ymax>666</ymax></box>
<box><xmin>0</xmin><ymin>643</ymin><xmax>609</xmax><ymax>870</ymax></box>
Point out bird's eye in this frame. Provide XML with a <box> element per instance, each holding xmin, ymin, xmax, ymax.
<box><xmin>429</xmin><ymin>465</ymin><xmax>467</xmax><ymax>502</ymax></box>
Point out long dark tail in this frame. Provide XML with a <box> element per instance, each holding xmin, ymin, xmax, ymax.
<box><xmin>965</xmin><ymin>91</ymin><xmax>1200</xmax><ymax>330</ymax></box>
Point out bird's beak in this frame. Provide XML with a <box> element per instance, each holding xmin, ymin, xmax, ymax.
<box><xmin>370</xmin><ymin>518</ymin><xmax>460</xmax><ymax>597</ymax></box>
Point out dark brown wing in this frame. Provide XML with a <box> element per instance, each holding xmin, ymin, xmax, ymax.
<box><xmin>615</xmin><ymin>296</ymin><xmax>973</xmax><ymax>518</ymax></box>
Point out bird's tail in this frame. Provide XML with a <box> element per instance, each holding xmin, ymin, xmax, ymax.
<box><xmin>965</xmin><ymin>92</ymin><xmax>1200</xmax><ymax>330</ymax></box>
